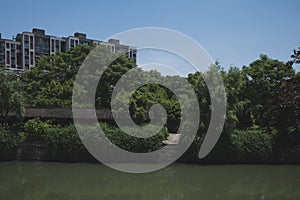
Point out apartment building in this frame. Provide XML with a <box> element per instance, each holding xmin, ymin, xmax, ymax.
<box><xmin>0</xmin><ymin>34</ymin><xmax>22</xmax><ymax>70</ymax></box>
<box><xmin>0</xmin><ymin>28</ymin><xmax>137</xmax><ymax>71</ymax></box>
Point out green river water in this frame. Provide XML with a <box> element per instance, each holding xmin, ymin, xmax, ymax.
<box><xmin>0</xmin><ymin>162</ymin><xmax>299</xmax><ymax>200</ymax></box>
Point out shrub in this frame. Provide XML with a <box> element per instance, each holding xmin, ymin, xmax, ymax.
<box><xmin>43</xmin><ymin>125</ymin><xmax>84</xmax><ymax>152</ymax></box>
<box><xmin>43</xmin><ymin>123</ymin><xmax>168</xmax><ymax>154</ymax></box>
<box><xmin>230</xmin><ymin>129</ymin><xmax>274</xmax><ymax>162</ymax></box>
<box><xmin>181</xmin><ymin>135</ymin><xmax>205</xmax><ymax>162</ymax></box>
<box><xmin>24</xmin><ymin>118</ymin><xmax>52</xmax><ymax>141</ymax></box>
<box><xmin>0</xmin><ymin>125</ymin><xmax>25</xmax><ymax>150</ymax></box>
<box><xmin>101</xmin><ymin>123</ymin><xmax>168</xmax><ymax>152</ymax></box>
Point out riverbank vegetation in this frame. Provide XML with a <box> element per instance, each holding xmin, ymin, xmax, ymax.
<box><xmin>0</xmin><ymin>45</ymin><xmax>299</xmax><ymax>163</ymax></box>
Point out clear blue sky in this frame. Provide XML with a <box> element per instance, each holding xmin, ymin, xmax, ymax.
<box><xmin>1</xmin><ymin>0</ymin><xmax>299</xmax><ymax>73</ymax></box>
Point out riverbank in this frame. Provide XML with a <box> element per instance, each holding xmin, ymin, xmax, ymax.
<box><xmin>1</xmin><ymin>119</ymin><xmax>300</xmax><ymax>164</ymax></box>
<box><xmin>0</xmin><ymin>142</ymin><xmax>97</xmax><ymax>163</ymax></box>
<box><xmin>1</xmin><ymin>141</ymin><xmax>300</xmax><ymax>165</ymax></box>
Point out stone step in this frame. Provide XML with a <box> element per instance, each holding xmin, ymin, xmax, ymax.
<box><xmin>163</xmin><ymin>133</ymin><xmax>181</xmax><ymax>145</ymax></box>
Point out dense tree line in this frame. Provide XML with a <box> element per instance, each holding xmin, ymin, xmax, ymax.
<box><xmin>0</xmin><ymin>44</ymin><xmax>299</xmax><ymax>163</ymax></box>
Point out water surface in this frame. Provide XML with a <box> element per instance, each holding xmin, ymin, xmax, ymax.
<box><xmin>0</xmin><ymin>162</ymin><xmax>299</xmax><ymax>200</ymax></box>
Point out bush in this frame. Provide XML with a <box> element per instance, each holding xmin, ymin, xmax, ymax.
<box><xmin>101</xmin><ymin>123</ymin><xmax>168</xmax><ymax>152</ymax></box>
<box><xmin>0</xmin><ymin>125</ymin><xmax>25</xmax><ymax>150</ymax></box>
<box><xmin>230</xmin><ymin>129</ymin><xmax>274</xmax><ymax>162</ymax></box>
<box><xmin>24</xmin><ymin>118</ymin><xmax>52</xmax><ymax>141</ymax></box>
<box><xmin>42</xmin><ymin>123</ymin><xmax>168</xmax><ymax>153</ymax></box>
<box><xmin>181</xmin><ymin>135</ymin><xmax>204</xmax><ymax>162</ymax></box>
<box><xmin>43</xmin><ymin>125</ymin><xmax>84</xmax><ymax>152</ymax></box>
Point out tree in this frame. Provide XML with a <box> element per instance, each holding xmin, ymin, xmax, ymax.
<box><xmin>222</xmin><ymin>66</ymin><xmax>252</xmax><ymax>131</ymax></box>
<box><xmin>110</xmin><ymin>68</ymin><xmax>181</xmax><ymax>128</ymax></box>
<box><xmin>187</xmin><ymin>71</ymin><xmax>211</xmax><ymax>134</ymax></box>
<box><xmin>288</xmin><ymin>47</ymin><xmax>300</xmax><ymax>66</ymax></box>
<box><xmin>0</xmin><ymin>67</ymin><xmax>25</xmax><ymax>122</ymax></box>
<box><xmin>273</xmin><ymin>74</ymin><xmax>300</xmax><ymax>147</ymax></box>
<box><xmin>242</xmin><ymin>54</ymin><xmax>295</xmax><ymax>127</ymax></box>
<box><xmin>23</xmin><ymin>45</ymin><xmax>95</xmax><ymax>107</ymax></box>
<box><xmin>23</xmin><ymin>44</ymin><xmax>137</xmax><ymax>109</ymax></box>
<box><xmin>95</xmin><ymin>54</ymin><xmax>137</xmax><ymax>109</ymax></box>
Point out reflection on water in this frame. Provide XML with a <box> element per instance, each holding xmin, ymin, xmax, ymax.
<box><xmin>0</xmin><ymin>162</ymin><xmax>299</xmax><ymax>200</ymax></box>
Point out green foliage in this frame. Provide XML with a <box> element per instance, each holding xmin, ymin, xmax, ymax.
<box><xmin>22</xmin><ymin>44</ymin><xmax>137</xmax><ymax>109</ymax></box>
<box><xmin>23</xmin><ymin>45</ymin><xmax>95</xmax><ymax>108</ymax></box>
<box><xmin>0</xmin><ymin>68</ymin><xmax>25</xmax><ymax>120</ymax></box>
<box><xmin>0</xmin><ymin>125</ymin><xmax>25</xmax><ymax>150</ymax></box>
<box><xmin>2</xmin><ymin>43</ymin><xmax>300</xmax><ymax>163</ymax></box>
<box><xmin>222</xmin><ymin>66</ymin><xmax>252</xmax><ymax>131</ymax></box>
<box><xmin>129</xmin><ymin>83</ymin><xmax>180</xmax><ymax>125</ymax></box>
<box><xmin>23</xmin><ymin>119</ymin><xmax>90</xmax><ymax>153</ymax></box>
<box><xmin>182</xmin><ymin>56</ymin><xmax>298</xmax><ymax>163</ymax></box>
<box><xmin>288</xmin><ymin>47</ymin><xmax>300</xmax><ymax>65</ymax></box>
<box><xmin>109</xmin><ymin>68</ymin><xmax>182</xmax><ymax>129</ymax></box>
<box><xmin>24</xmin><ymin>118</ymin><xmax>52</xmax><ymax>141</ymax></box>
<box><xmin>272</xmin><ymin>75</ymin><xmax>300</xmax><ymax>154</ymax></box>
<box><xmin>242</xmin><ymin>55</ymin><xmax>295</xmax><ymax>127</ymax></box>
<box><xmin>95</xmin><ymin>54</ymin><xmax>137</xmax><ymax>109</ymax></box>
<box><xmin>187</xmin><ymin>71</ymin><xmax>211</xmax><ymax>134</ymax></box>
<box><xmin>230</xmin><ymin>129</ymin><xmax>274</xmax><ymax>161</ymax></box>
<box><xmin>101</xmin><ymin>123</ymin><xmax>168</xmax><ymax>152</ymax></box>
<box><xmin>23</xmin><ymin>119</ymin><xmax>168</xmax><ymax>153</ymax></box>
<box><xmin>43</xmin><ymin>125</ymin><xmax>84</xmax><ymax>152</ymax></box>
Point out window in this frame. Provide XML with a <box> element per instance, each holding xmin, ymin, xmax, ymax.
<box><xmin>70</xmin><ymin>39</ymin><xmax>74</xmax><ymax>48</ymax></box>
<box><xmin>25</xmin><ymin>50</ymin><xmax>29</xmax><ymax>57</ymax></box>
<box><xmin>51</xmin><ymin>39</ymin><xmax>55</xmax><ymax>52</ymax></box>
<box><xmin>129</xmin><ymin>48</ymin><xmax>133</xmax><ymax>58</ymax></box>
<box><xmin>6</xmin><ymin>51</ymin><xmax>10</xmax><ymax>64</ymax></box>
<box><xmin>11</xmin><ymin>57</ymin><xmax>15</xmax><ymax>65</ymax></box>
<box><xmin>0</xmin><ymin>56</ymin><xmax>4</xmax><ymax>64</ymax></box>
<box><xmin>24</xmin><ymin>42</ymin><xmax>29</xmax><ymax>49</ymax></box>
<box><xmin>24</xmin><ymin>35</ymin><xmax>29</xmax><ymax>41</ymax></box>
<box><xmin>17</xmin><ymin>54</ymin><xmax>21</xmax><ymax>65</ymax></box>
<box><xmin>11</xmin><ymin>43</ymin><xmax>15</xmax><ymax>49</ymax></box>
<box><xmin>35</xmin><ymin>46</ymin><xmax>40</xmax><ymax>52</ymax></box>
<box><xmin>6</xmin><ymin>43</ymin><xmax>10</xmax><ymax>49</ymax></box>
<box><xmin>30</xmin><ymin>36</ymin><xmax>33</xmax><ymax>49</ymax></box>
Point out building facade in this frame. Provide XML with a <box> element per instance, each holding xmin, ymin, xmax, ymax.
<box><xmin>0</xmin><ymin>34</ymin><xmax>22</xmax><ymax>70</ymax></box>
<box><xmin>0</xmin><ymin>28</ymin><xmax>137</xmax><ymax>71</ymax></box>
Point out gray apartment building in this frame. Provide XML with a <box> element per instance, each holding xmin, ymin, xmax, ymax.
<box><xmin>0</xmin><ymin>34</ymin><xmax>21</xmax><ymax>69</ymax></box>
<box><xmin>0</xmin><ymin>28</ymin><xmax>137</xmax><ymax>71</ymax></box>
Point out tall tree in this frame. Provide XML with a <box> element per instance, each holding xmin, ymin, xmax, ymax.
<box><xmin>274</xmin><ymin>74</ymin><xmax>300</xmax><ymax>142</ymax></box>
<box><xmin>223</xmin><ymin>66</ymin><xmax>252</xmax><ymax>131</ymax></box>
<box><xmin>22</xmin><ymin>45</ymin><xmax>95</xmax><ymax>107</ymax></box>
<box><xmin>242</xmin><ymin>54</ymin><xmax>295</xmax><ymax>127</ymax></box>
<box><xmin>0</xmin><ymin>67</ymin><xmax>25</xmax><ymax>122</ymax></box>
